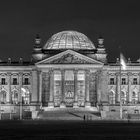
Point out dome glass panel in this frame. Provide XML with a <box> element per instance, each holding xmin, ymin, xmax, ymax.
<box><xmin>43</xmin><ymin>31</ymin><xmax>95</xmax><ymax>50</ymax></box>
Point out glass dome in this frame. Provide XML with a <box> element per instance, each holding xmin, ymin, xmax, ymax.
<box><xmin>43</xmin><ymin>31</ymin><xmax>96</xmax><ymax>50</ymax></box>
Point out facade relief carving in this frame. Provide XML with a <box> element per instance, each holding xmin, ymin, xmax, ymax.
<box><xmin>48</xmin><ymin>53</ymin><xmax>94</xmax><ymax>64</ymax></box>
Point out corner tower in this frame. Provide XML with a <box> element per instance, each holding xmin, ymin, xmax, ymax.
<box><xmin>32</xmin><ymin>34</ymin><xmax>44</xmax><ymax>61</ymax></box>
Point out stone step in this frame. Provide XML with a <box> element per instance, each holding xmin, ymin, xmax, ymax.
<box><xmin>37</xmin><ymin>108</ymin><xmax>101</xmax><ymax>120</ymax></box>
<box><xmin>38</xmin><ymin>111</ymin><xmax>83</xmax><ymax>120</ymax></box>
<box><xmin>42</xmin><ymin>107</ymin><xmax>98</xmax><ymax>112</ymax></box>
<box><xmin>38</xmin><ymin>116</ymin><xmax>83</xmax><ymax>120</ymax></box>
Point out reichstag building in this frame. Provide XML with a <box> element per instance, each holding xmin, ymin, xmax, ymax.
<box><xmin>0</xmin><ymin>30</ymin><xmax>139</xmax><ymax>119</ymax></box>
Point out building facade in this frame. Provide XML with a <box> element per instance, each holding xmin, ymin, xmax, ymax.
<box><xmin>0</xmin><ymin>30</ymin><xmax>140</xmax><ymax>119</ymax></box>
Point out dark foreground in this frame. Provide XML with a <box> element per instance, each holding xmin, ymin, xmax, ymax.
<box><xmin>1</xmin><ymin>120</ymin><xmax>140</xmax><ymax>140</ymax></box>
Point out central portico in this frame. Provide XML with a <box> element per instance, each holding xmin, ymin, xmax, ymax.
<box><xmin>48</xmin><ymin>69</ymin><xmax>90</xmax><ymax>108</ymax></box>
<box><xmin>33</xmin><ymin>30</ymin><xmax>106</xmax><ymax>110</ymax></box>
<box><xmin>36</xmin><ymin>50</ymin><xmax>104</xmax><ymax>109</ymax></box>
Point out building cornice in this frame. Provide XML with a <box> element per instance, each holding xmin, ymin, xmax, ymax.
<box><xmin>0</xmin><ymin>66</ymin><xmax>35</xmax><ymax>71</ymax></box>
<box><xmin>36</xmin><ymin>64</ymin><xmax>103</xmax><ymax>69</ymax></box>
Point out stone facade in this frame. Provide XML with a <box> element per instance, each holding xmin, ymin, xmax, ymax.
<box><xmin>0</xmin><ymin>30</ymin><xmax>140</xmax><ymax>119</ymax></box>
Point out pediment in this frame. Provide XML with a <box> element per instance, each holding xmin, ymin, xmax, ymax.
<box><xmin>36</xmin><ymin>50</ymin><xmax>103</xmax><ymax>65</ymax></box>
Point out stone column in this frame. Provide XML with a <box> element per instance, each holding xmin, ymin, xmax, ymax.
<box><xmin>31</xmin><ymin>70</ymin><xmax>39</xmax><ymax>104</ymax></box>
<box><xmin>96</xmin><ymin>70</ymin><xmax>102</xmax><ymax>104</ymax></box>
<box><xmin>128</xmin><ymin>72</ymin><xmax>132</xmax><ymax>103</ymax></box>
<box><xmin>85</xmin><ymin>70</ymin><xmax>91</xmax><ymax>107</ymax></box>
<box><xmin>7</xmin><ymin>72</ymin><xmax>11</xmax><ymax>103</ymax></box>
<box><xmin>138</xmin><ymin>73</ymin><xmax>140</xmax><ymax>102</ymax></box>
<box><xmin>19</xmin><ymin>72</ymin><xmax>23</xmax><ymax>120</ymax></box>
<box><xmin>73</xmin><ymin>69</ymin><xmax>78</xmax><ymax>108</ymax></box>
<box><xmin>116</xmin><ymin>72</ymin><xmax>120</xmax><ymax>103</ymax></box>
<box><xmin>116</xmin><ymin>72</ymin><xmax>121</xmax><ymax>102</ymax></box>
<box><xmin>48</xmin><ymin>69</ymin><xmax>54</xmax><ymax>108</ymax></box>
<box><xmin>19</xmin><ymin>72</ymin><xmax>23</xmax><ymax>103</ymax></box>
<box><xmin>60</xmin><ymin>69</ymin><xmax>66</xmax><ymax>108</ymax></box>
<box><xmin>39</xmin><ymin>71</ymin><xmax>42</xmax><ymax>107</ymax></box>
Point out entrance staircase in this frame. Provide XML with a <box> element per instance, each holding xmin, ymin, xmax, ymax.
<box><xmin>37</xmin><ymin>107</ymin><xmax>101</xmax><ymax>120</ymax></box>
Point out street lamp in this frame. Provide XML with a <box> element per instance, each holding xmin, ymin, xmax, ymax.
<box><xmin>19</xmin><ymin>87</ymin><xmax>26</xmax><ymax>120</ymax></box>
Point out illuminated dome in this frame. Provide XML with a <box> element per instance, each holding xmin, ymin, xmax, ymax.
<box><xmin>43</xmin><ymin>31</ymin><xmax>95</xmax><ymax>50</ymax></box>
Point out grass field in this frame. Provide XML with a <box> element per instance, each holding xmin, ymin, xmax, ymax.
<box><xmin>0</xmin><ymin>120</ymin><xmax>140</xmax><ymax>140</ymax></box>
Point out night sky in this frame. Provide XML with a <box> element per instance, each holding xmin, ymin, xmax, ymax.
<box><xmin>0</xmin><ymin>0</ymin><xmax>140</xmax><ymax>62</ymax></box>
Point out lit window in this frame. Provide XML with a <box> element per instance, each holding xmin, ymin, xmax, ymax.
<box><xmin>54</xmin><ymin>71</ymin><xmax>61</xmax><ymax>81</ymax></box>
<box><xmin>12</xmin><ymin>91</ymin><xmax>18</xmax><ymax>104</ymax></box>
<box><xmin>121</xmin><ymin>91</ymin><xmax>127</xmax><ymax>104</ymax></box>
<box><xmin>110</xmin><ymin>78</ymin><xmax>115</xmax><ymax>85</ymax></box>
<box><xmin>132</xmin><ymin>91</ymin><xmax>138</xmax><ymax>104</ymax></box>
<box><xmin>1</xmin><ymin>78</ymin><xmax>6</xmax><ymax>85</ymax></box>
<box><xmin>133</xmin><ymin>78</ymin><xmax>138</xmax><ymax>85</ymax></box>
<box><xmin>0</xmin><ymin>90</ymin><xmax>6</xmax><ymax>103</ymax></box>
<box><xmin>109</xmin><ymin>91</ymin><xmax>115</xmax><ymax>104</ymax></box>
<box><xmin>121</xmin><ymin>78</ymin><xmax>126</xmax><ymax>85</ymax></box>
<box><xmin>65</xmin><ymin>71</ymin><xmax>74</xmax><ymax>81</ymax></box>
<box><xmin>77</xmin><ymin>71</ymin><xmax>85</xmax><ymax>81</ymax></box>
<box><xmin>22</xmin><ymin>90</ymin><xmax>30</xmax><ymax>104</ymax></box>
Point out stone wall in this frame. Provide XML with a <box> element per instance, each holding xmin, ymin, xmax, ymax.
<box><xmin>100</xmin><ymin>70</ymin><xmax>108</xmax><ymax>103</ymax></box>
<box><xmin>89</xmin><ymin>72</ymin><xmax>96</xmax><ymax>106</ymax></box>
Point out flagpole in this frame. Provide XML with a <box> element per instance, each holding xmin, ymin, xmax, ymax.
<box><xmin>119</xmin><ymin>50</ymin><xmax>127</xmax><ymax>119</ymax></box>
<box><xmin>120</xmin><ymin>56</ymin><xmax>122</xmax><ymax>119</ymax></box>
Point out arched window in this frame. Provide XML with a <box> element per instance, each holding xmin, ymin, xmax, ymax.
<box><xmin>132</xmin><ymin>91</ymin><xmax>137</xmax><ymax>98</ymax></box>
<box><xmin>132</xmin><ymin>99</ymin><xmax>138</xmax><ymax>104</ymax></box>
<box><xmin>121</xmin><ymin>91</ymin><xmax>124</xmax><ymax>97</ymax></box>
<box><xmin>132</xmin><ymin>91</ymin><xmax>138</xmax><ymax>104</ymax></box>
<box><xmin>132</xmin><ymin>92</ymin><xmax>135</xmax><ymax>97</ymax></box>
<box><xmin>21</xmin><ymin>88</ymin><xmax>30</xmax><ymax>104</ymax></box>
<box><xmin>121</xmin><ymin>91</ymin><xmax>127</xmax><ymax>104</ymax></box>
<box><xmin>109</xmin><ymin>91</ymin><xmax>115</xmax><ymax>104</ymax></box>
<box><xmin>11</xmin><ymin>90</ymin><xmax>19</xmax><ymax>104</ymax></box>
<box><xmin>0</xmin><ymin>90</ymin><xmax>7</xmax><ymax>104</ymax></box>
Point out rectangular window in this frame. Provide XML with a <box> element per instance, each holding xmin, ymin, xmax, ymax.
<box><xmin>65</xmin><ymin>70</ymin><xmax>74</xmax><ymax>81</ymax></box>
<box><xmin>77</xmin><ymin>71</ymin><xmax>85</xmax><ymax>81</ymax></box>
<box><xmin>121</xmin><ymin>78</ymin><xmax>126</xmax><ymax>85</ymax></box>
<box><xmin>54</xmin><ymin>72</ymin><xmax>61</xmax><ymax>81</ymax></box>
<box><xmin>24</xmin><ymin>78</ymin><xmax>29</xmax><ymax>85</ymax></box>
<box><xmin>1</xmin><ymin>78</ymin><xmax>6</xmax><ymax>85</ymax></box>
<box><xmin>13</xmin><ymin>78</ymin><xmax>18</xmax><ymax>85</ymax></box>
<box><xmin>110</xmin><ymin>78</ymin><xmax>115</xmax><ymax>85</ymax></box>
<box><xmin>133</xmin><ymin>78</ymin><xmax>138</xmax><ymax>85</ymax></box>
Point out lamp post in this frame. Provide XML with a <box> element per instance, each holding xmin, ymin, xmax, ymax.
<box><xmin>119</xmin><ymin>53</ymin><xmax>126</xmax><ymax>119</ymax></box>
<box><xmin>19</xmin><ymin>88</ymin><xmax>26</xmax><ymax>120</ymax></box>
